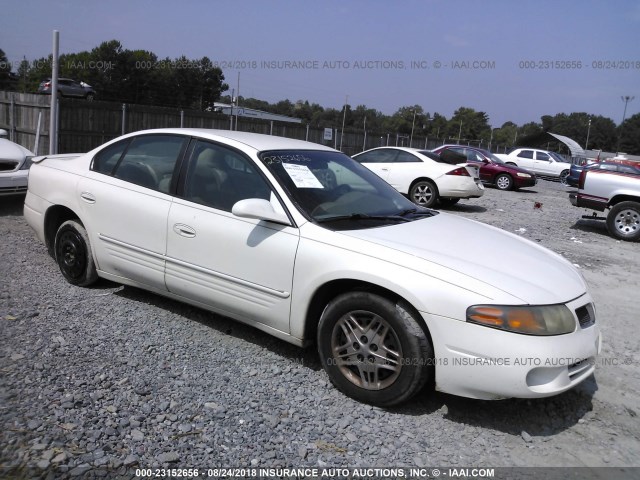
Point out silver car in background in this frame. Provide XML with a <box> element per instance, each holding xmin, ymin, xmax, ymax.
<box><xmin>0</xmin><ymin>134</ymin><xmax>35</xmax><ymax>196</ymax></box>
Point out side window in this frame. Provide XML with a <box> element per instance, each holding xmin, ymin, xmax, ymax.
<box><xmin>536</xmin><ymin>152</ymin><xmax>550</xmax><ymax>161</ymax></box>
<box><xmin>599</xmin><ymin>163</ymin><xmax>617</xmax><ymax>171</ymax></box>
<box><xmin>92</xmin><ymin>139</ymin><xmax>128</xmax><ymax>174</ymax></box>
<box><xmin>184</xmin><ymin>141</ymin><xmax>272</xmax><ymax>211</ymax></box>
<box><xmin>113</xmin><ymin>135</ymin><xmax>186</xmax><ymax>192</ymax></box>
<box><xmin>394</xmin><ymin>151</ymin><xmax>421</xmax><ymax>163</ymax></box>
<box><xmin>354</xmin><ymin>149</ymin><xmax>397</xmax><ymax>164</ymax></box>
<box><xmin>517</xmin><ymin>150</ymin><xmax>534</xmax><ymax>159</ymax></box>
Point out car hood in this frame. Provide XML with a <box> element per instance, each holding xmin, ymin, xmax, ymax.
<box><xmin>0</xmin><ymin>139</ymin><xmax>34</xmax><ymax>161</ymax></box>
<box><xmin>340</xmin><ymin>213</ymin><xmax>586</xmax><ymax>304</ymax></box>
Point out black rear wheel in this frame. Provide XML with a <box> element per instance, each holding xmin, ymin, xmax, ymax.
<box><xmin>54</xmin><ymin>220</ymin><xmax>98</xmax><ymax>286</ymax></box>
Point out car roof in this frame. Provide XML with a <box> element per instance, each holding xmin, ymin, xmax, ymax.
<box><xmin>114</xmin><ymin>128</ymin><xmax>338</xmax><ymax>153</ymax></box>
<box><xmin>355</xmin><ymin>146</ymin><xmax>424</xmax><ymax>155</ymax></box>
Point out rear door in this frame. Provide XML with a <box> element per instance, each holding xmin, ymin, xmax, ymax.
<box><xmin>77</xmin><ymin>134</ymin><xmax>187</xmax><ymax>290</ymax></box>
<box><xmin>533</xmin><ymin>151</ymin><xmax>553</xmax><ymax>175</ymax></box>
<box><xmin>515</xmin><ymin>149</ymin><xmax>535</xmax><ymax>171</ymax></box>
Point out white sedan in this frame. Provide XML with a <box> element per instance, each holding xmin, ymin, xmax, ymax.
<box><xmin>0</xmin><ymin>136</ymin><xmax>35</xmax><ymax>196</ymax></box>
<box><xmin>24</xmin><ymin>129</ymin><xmax>600</xmax><ymax>406</ymax></box>
<box><xmin>352</xmin><ymin>147</ymin><xmax>484</xmax><ymax>207</ymax></box>
<box><xmin>496</xmin><ymin>147</ymin><xmax>571</xmax><ymax>184</ymax></box>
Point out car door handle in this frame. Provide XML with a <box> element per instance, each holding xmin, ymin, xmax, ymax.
<box><xmin>80</xmin><ymin>191</ymin><xmax>96</xmax><ymax>204</ymax></box>
<box><xmin>173</xmin><ymin>223</ymin><xmax>196</xmax><ymax>238</ymax></box>
<box><xmin>381</xmin><ymin>168</ymin><xmax>389</xmax><ymax>171</ymax></box>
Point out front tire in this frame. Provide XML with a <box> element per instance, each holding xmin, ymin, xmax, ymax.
<box><xmin>495</xmin><ymin>173</ymin><xmax>513</xmax><ymax>191</ymax></box>
<box><xmin>606</xmin><ymin>202</ymin><xmax>640</xmax><ymax>241</ymax></box>
<box><xmin>54</xmin><ymin>220</ymin><xmax>98</xmax><ymax>286</ymax></box>
<box><xmin>317</xmin><ymin>292</ymin><xmax>433</xmax><ymax>407</ymax></box>
<box><xmin>409</xmin><ymin>180</ymin><xmax>439</xmax><ymax>208</ymax></box>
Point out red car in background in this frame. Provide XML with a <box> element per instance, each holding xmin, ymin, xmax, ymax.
<box><xmin>432</xmin><ymin>145</ymin><xmax>537</xmax><ymax>191</ymax></box>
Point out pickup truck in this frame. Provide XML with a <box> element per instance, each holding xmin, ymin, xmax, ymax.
<box><xmin>496</xmin><ymin>148</ymin><xmax>571</xmax><ymax>184</ymax></box>
<box><xmin>569</xmin><ymin>166</ymin><xmax>640</xmax><ymax>241</ymax></box>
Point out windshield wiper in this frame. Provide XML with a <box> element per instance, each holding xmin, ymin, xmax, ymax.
<box><xmin>316</xmin><ymin>213</ymin><xmax>412</xmax><ymax>223</ymax></box>
<box><xmin>397</xmin><ymin>208</ymin><xmax>436</xmax><ymax>217</ymax></box>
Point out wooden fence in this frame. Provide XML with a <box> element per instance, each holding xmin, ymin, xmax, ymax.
<box><xmin>1</xmin><ymin>90</ymin><xmax>486</xmax><ymax>156</ymax></box>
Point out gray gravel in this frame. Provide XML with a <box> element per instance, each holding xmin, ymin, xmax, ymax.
<box><xmin>1</xmin><ymin>179</ymin><xmax>639</xmax><ymax>478</ymax></box>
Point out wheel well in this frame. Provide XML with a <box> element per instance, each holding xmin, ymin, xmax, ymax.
<box><xmin>409</xmin><ymin>177</ymin><xmax>438</xmax><ymax>193</ymax></box>
<box><xmin>303</xmin><ymin>279</ymin><xmax>433</xmax><ymax>348</ymax></box>
<box><xmin>44</xmin><ymin>205</ymin><xmax>81</xmax><ymax>257</ymax></box>
<box><xmin>609</xmin><ymin>195</ymin><xmax>640</xmax><ymax>208</ymax></box>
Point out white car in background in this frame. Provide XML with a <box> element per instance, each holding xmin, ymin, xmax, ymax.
<box><xmin>496</xmin><ymin>147</ymin><xmax>571</xmax><ymax>185</ymax></box>
<box><xmin>0</xmin><ymin>134</ymin><xmax>35</xmax><ymax>196</ymax></box>
<box><xmin>24</xmin><ymin>129</ymin><xmax>600</xmax><ymax>406</ymax></box>
<box><xmin>352</xmin><ymin>147</ymin><xmax>484</xmax><ymax>207</ymax></box>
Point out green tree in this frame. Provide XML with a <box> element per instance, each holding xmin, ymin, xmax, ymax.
<box><xmin>446</xmin><ymin>107</ymin><xmax>490</xmax><ymax>143</ymax></box>
<box><xmin>618</xmin><ymin>113</ymin><xmax>640</xmax><ymax>155</ymax></box>
<box><xmin>0</xmin><ymin>48</ymin><xmax>14</xmax><ymax>89</ymax></box>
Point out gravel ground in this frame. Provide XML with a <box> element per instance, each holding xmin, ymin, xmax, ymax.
<box><xmin>1</xmin><ymin>179</ymin><xmax>639</xmax><ymax>479</ymax></box>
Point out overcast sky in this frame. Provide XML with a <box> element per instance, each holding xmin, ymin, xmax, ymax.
<box><xmin>2</xmin><ymin>0</ymin><xmax>639</xmax><ymax>126</ymax></box>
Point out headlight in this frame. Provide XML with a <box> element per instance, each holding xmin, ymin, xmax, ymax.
<box><xmin>516</xmin><ymin>172</ymin><xmax>531</xmax><ymax>178</ymax></box>
<box><xmin>466</xmin><ymin>304</ymin><xmax>576</xmax><ymax>335</ymax></box>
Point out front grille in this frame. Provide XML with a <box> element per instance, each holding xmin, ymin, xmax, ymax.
<box><xmin>575</xmin><ymin>303</ymin><xmax>595</xmax><ymax>328</ymax></box>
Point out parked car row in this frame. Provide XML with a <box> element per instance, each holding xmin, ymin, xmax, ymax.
<box><xmin>351</xmin><ymin>147</ymin><xmax>485</xmax><ymax>208</ymax></box>
<box><xmin>22</xmin><ymin>128</ymin><xmax>601</xmax><ymax>407</ymax></box>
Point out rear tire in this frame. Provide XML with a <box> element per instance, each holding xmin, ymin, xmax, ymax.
<box><xmin>606</xmin><ymin>202</ymin><xmax>640</xmax><ymax>241</ymax></box>
<box><xmin>317</xmin><ymin>292</ymin><xmax>433</xmax><ymax>407</ymax></box>
<box><xmin>559</xmin><ymin>169</ymin><xmax>569</xmax><ymax>186</ymax></box>
<box><xmin>54</xmin><ymin>220</ymin><xmax>98</xmax><ymax>286</ymax></box>
<box><xmin>409</xmin><ymin>180</ymin><xmax>439</xmax><ymax>208</ymax></box>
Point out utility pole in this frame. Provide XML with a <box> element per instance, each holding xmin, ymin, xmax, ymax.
<box><xmin>49</xmin><ymin>30</ymin><xmax>59</xmax><ymax>154</ymax></box>
<box><xmin>340</xmin><ymin>95</ymin><xmax>348</xmax><ymax>152</ymax></box>
<box><xmin>410</xmin><ymin>109</ymin><xmax>417</xmax><ymax>148</ymax></box>
<box><xmin>618</xmin><ymin>96</ymin><xmax>635</xmax><ymax>152</ymax></box>
<box><xmin>585</xmin><ymin>118</ymin><xmax>592</xmax><ymax>150</ymax></box>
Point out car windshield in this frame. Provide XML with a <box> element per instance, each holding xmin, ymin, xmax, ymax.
<box><xmin>485</xmin><ymin>151</ymin><xmax>505</xmax><ymax>164</ymax></box>
<box><xmin>260</xmin><ymin>149</ymin><xmax>434</xmax><ymax>229</ymax></box>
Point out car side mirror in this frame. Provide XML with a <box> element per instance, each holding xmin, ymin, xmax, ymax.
<box><xmin>232</xmin><ymin>198</ymin><xmax>291</xmax><ymax>225</ymax></box>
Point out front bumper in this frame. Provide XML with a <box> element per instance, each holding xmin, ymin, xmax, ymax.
<box><xmin>0</xmin><ymin>171</ymin><xmax>28</xmax><ymax>196</ymax></box>
<box><xmin>513</xmin><ymin>175</ymin><xmax>537</xmax><ymax>188</ymax></box>
<box><xmin>422</xmin><ymin>294</ymin><xmax>601</xmax><ymax>400</ymax></box>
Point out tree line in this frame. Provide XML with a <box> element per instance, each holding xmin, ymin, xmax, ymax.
<box><xmin>1</xmin><ymin>41</ymin><xmax>638</xmax><ymax>155</ymax></box>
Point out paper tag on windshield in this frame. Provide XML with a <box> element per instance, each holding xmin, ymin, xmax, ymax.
<box><xmin>282</xmin><ymin>163</ymin><xmax>325</xmax><ymax>189</ymax></box>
